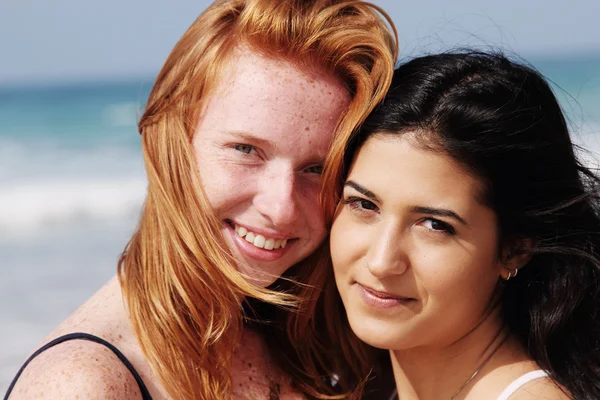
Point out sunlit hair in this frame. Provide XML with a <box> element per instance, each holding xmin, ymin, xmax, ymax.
<box><xmin>323</xmin><ymin>51</ymin><xmax>600</xmax><ymax>399</ymax></box>
<box><xmin>117</xmin><ymin>0</ymin><xmax>397</xmax><ymax>398</ymax></box>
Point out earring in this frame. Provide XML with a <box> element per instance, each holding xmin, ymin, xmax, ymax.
<box><xmin>506</xmin><ymin>268</ymin><xmax>519</xmax><ymax>280</ymax></box>
<box><xmin>362</xmin><ymin>257</ymin><xmax>369</xmax><ymax>269</ymax></box>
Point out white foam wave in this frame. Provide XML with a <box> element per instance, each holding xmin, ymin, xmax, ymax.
<box><xmin>0</xmin><ymin>138</ymin><xmax>147</xmax><ymax>239</ymax></box>
<box><xmin>0</xmin><ymin>177</ymin><xmax>146</xmax><ymax>235</ymax></box>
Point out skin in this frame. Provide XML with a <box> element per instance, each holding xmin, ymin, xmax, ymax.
<box><xmin>194</xmin><ymin>47</ymin><xmax>350</xmax><ymax>287</ymax></box>
<box><xmin>8</xmin><ymin>50</ymin><xmax>349</xmax><ymax>400</ymax></box>
<box><xmin>331</xmin><ymin>133</ymin><xmax>568</xmax><ymax>400</ymax></box>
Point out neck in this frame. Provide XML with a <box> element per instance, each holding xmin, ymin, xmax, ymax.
<box><xmin>390</xmin><ymin>305</ymin><xmax>510</xmax><ymax>400</ymax></box>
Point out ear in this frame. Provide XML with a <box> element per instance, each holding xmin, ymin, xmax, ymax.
<box><xmin>498</xmin><ymin>237</ymin><xmax>535</xmax><ymax>280</ymax></box>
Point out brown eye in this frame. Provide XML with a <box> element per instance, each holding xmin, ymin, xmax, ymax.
<box><xmin>342</xmin><ymin>196</ymin><xmax>379</xmax><ymax>213</ymax></box>
<box><xmin>423</xmin><ymin>218</ymin><xmax>456</xmax><ymax>235</ymax></box>
<box><xmin>358</xmin><ymin>199</ymin><xmax>377</xmax><ymax>210</ymax></box>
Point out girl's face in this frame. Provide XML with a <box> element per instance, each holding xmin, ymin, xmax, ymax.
<box><xmin>331</xmin><ymin>134</ymin><xmax>508</xmax><ymax>350</ymax></box>
<box><xmin>193</xmin><ymin>48</ymin><xmax>350</xmax><ymax>287</ymax></box>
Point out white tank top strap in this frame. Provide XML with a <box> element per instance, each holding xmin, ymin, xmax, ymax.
<box><xmin>496</xmin><ymin>370</ymin><xmax>549</xmax><ymax>400</ymax></box>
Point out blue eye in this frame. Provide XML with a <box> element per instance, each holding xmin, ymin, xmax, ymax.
<box><xmin>234</xmin><ymin>144</ymin><xmax>254</xmax><ymax>154</ymax></box>
<box><xmin>305</xmin><ymin>165</ymin><xmax>323</xmax><ymax>174</ymax></box>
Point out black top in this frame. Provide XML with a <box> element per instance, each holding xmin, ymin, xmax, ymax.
<box><xmin>4</xmin><ymin>332</ymin><xmax>153</xmax><ymax>400</ymax></box>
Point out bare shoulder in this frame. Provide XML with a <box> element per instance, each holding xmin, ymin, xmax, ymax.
<box><xmin>7</xmin><ymin>338</ymin><xmax>144</xmax><ymax>400</ymax></box>
<box><xmin>7</xmin><ymin>277</ymin><xmax>149</xmax><ymax>399</ymax></box>
<box><xmin>510</xmin><ymin>377</ymin><xmax>572</xmax><ymax>400</ymax></box>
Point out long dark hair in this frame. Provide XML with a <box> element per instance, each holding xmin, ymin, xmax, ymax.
<box><xmin>335</xmin><ymin>51</ymin><xmax>600</xmax><ymax>399</ymax></box>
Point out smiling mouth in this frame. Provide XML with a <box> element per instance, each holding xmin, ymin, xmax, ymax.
<box><xmin>226</xmin><ymin>221</ymin><xmax>289</xmax><ymax>251</ymax></box>
<box><xmin>359</xmin><ymin>284</ymin><xmax>415</xmax><ymax>302</ymax></box>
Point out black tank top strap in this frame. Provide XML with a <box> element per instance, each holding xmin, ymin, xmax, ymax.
<box><xmin>4</xmin><ymin>332</ymin><xmax>153</xmax><ymax>400</ymax></box>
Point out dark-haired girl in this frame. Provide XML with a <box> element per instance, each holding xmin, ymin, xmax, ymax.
<box><xmin>325</xmin><ymin>52</ymin><xmax>600</xmax><ymax>399</ymax></box>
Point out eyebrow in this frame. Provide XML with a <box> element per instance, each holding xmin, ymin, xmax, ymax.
<box><xmin>225</xmin><ymin>130</ymin><xmax>273</xmax><ymax>148</ymax></box>
<box><xmin>410</xmin><ymin>206</ymin><xmax>468</xmax><ymax>226</ymax></box>
<box><xmin>344</xmin><ymin>180</ymin><xmax>467</xmax><ymax>226</ymax></box>
<box><xmin>344</xmin><ymin>181</ymin><xmax>380</xmax><ymax>202</ymax></box>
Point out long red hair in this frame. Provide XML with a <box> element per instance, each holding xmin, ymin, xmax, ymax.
<box><xmin>118</xmin><ymin>1</ymin><xmax>397</xmax><ymax>398</ymax></box>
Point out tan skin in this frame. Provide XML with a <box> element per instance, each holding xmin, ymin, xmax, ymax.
<box><xmin>8</xmin><ymin>49</ymin><xmax>350</xmax><ymax>400</ymax></box>
<box><xmin>331</xmin><ymin>134</ymin><xmax>570</xmax><ymax>400</ymax></box>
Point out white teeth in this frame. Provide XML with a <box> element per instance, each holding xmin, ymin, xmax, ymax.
<box><xmin>264</xmin><ymin>238</ymin><xmax>275</xmax><ymax>250</ymax></box>
<box><xmin>253</xmin><ymin>235</ymin><xmax>266</xmax><ymax>249</ymax></box>
<box><xmin>233</xmin><ymin>224</ymin><xmax>289</xmax><ymax>251</ymax></box>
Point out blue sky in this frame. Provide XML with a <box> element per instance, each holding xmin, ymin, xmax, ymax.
<box><xmin>1</xmin><ymin>0</ymin><xmax>599</xmax><ymax>85</ymax></box>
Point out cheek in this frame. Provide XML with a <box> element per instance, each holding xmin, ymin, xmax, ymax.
<box><xmin>418</xmin><ymin>248</ymin><xmax>500</xmax><ymax>326</ymax></box>
<box><xmin>419</xmin><ymin>249</ymin><xmax>495</xmax><ymax>291</ymax></box>
<box><xmin>196</xmin><ymin>157</ymin><xmax>254</xmax><ymax>212</ymax></box>
<box><xmin>330</xmin><ymin>213</ymin><xmax>361</xmax><ymax>274</ymax></box>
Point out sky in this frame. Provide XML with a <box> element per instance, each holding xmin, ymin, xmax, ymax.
<box><xmin>1</xmin><ymin>0</ymin><xmax>599</xmax><ymax>85</ymax></box>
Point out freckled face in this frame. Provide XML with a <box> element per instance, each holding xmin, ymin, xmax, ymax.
<box><xmin>331</xmin><ymin>134</ymin><xmax>504</xmax><ymax>350</ymax></box>
<box><xmin>193</xmin><ymin>48</ymin><xmax>350</xmax><ymax>287</ymax></box>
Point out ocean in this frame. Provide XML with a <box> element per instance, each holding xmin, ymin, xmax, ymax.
<box><xmin>1</xmin><ymin>55</ymin><xmax>599</xmax><ymax>393</ymax></box>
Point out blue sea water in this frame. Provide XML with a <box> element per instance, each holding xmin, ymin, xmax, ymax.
<box><xmin>0</xmin><ymin>55</ymin><xmax>599</xmax><ymax>392</ymax></box>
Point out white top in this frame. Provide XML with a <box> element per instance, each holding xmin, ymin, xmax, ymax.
<box><xmin>386</xmin><ymin>370</ymin><xmax>549</xmax><ymax>400</ymax></box>
<box><xmin>496</xmin><ymin>370</ymin><xmax>549</xmax><ymax>400</ymax></box>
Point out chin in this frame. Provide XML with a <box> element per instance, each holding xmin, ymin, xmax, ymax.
<box><xmin>347</xmin><ymin>315</ymin><xmax>402</xmax><ymax>350</ymax></box>
<box><xmin>237</xmin><ymin>265</ymin><xmax>284</xmax><ymax>288</ymax></box>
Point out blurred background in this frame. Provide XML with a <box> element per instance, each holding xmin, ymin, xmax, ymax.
<box><xmin>1</xmin><ymin>0</ymin><xmax>599</xmax><ymax>392</ymax></box>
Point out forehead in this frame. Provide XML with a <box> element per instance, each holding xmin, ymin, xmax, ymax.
<box><xmin>349</xmin><ymin>134</ymin><xmax>485</xmax><ymax>208</ymax></box>
<box><xmin>215</xmin><ymin>48</ymin><xmax>349</xmax><ymax>109</ymax></box>
<box><xmin>197</xmin><ymin>47</ymin><xmax>351</xmax><ymax>154</ymax></box>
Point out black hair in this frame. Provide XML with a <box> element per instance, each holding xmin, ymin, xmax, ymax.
<box><xmin>344</xmin><ymin>51</ymin><xmax>600</xmax><ymax>399</ymax></box>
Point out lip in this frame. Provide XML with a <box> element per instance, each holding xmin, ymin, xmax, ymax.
<box><xmin>357</xmin><ymin>283</ymin><xmax>416</xmax><ymax>309</ymax></box>
<box><xmin>225</xmin><ymin>222</ymin><xmax>294</xmax><ymax>261</ymax></box>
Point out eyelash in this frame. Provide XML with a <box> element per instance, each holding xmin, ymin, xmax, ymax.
<box><xmin>341</xmin><ymin>195</ymin><xmax>456</xmax><ymax>235</ymax></box>
<box><xmin>305</xmin><ymin>165</ymin><xmax>324</xmax><ymax>175</ymax></box>
<box><xmin>342</xmin><ymin>196</ymin><xmax>379</xmax><ymax>213</ymax></box>
<box><xmin>234</xmin><ymin>144</ymin><xmax>256</xmax><ymax>155</ymax></box>
<box><xmin>421</xmin><ymin>218</ymin><xmax>456</xmax><ymax>235</ymax></box>
<box><xmin>233</xmin><ymin>144</ymin><xmax>323</xmax><ymax>175</ymax></box>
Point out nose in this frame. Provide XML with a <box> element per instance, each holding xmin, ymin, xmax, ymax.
<box><xmin>364</xmin><ymin>223</ymin><xmax>409</xmax><ymax>278</ymax></box>
<box><xmin>254</xmin><ymin>167</ymin><xmax>300</xmax><ymax>227</ymax></box>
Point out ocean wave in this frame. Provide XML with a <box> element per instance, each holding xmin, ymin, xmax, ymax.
<box><xmin>0</xmin><ymin>135</ymin><xmax>142</xmax><ymax>168</ymax></box>
<box><xmin>0</xmin><ymin>177</ymin><xmax>146</xmax><ymax>236</ymax></box>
